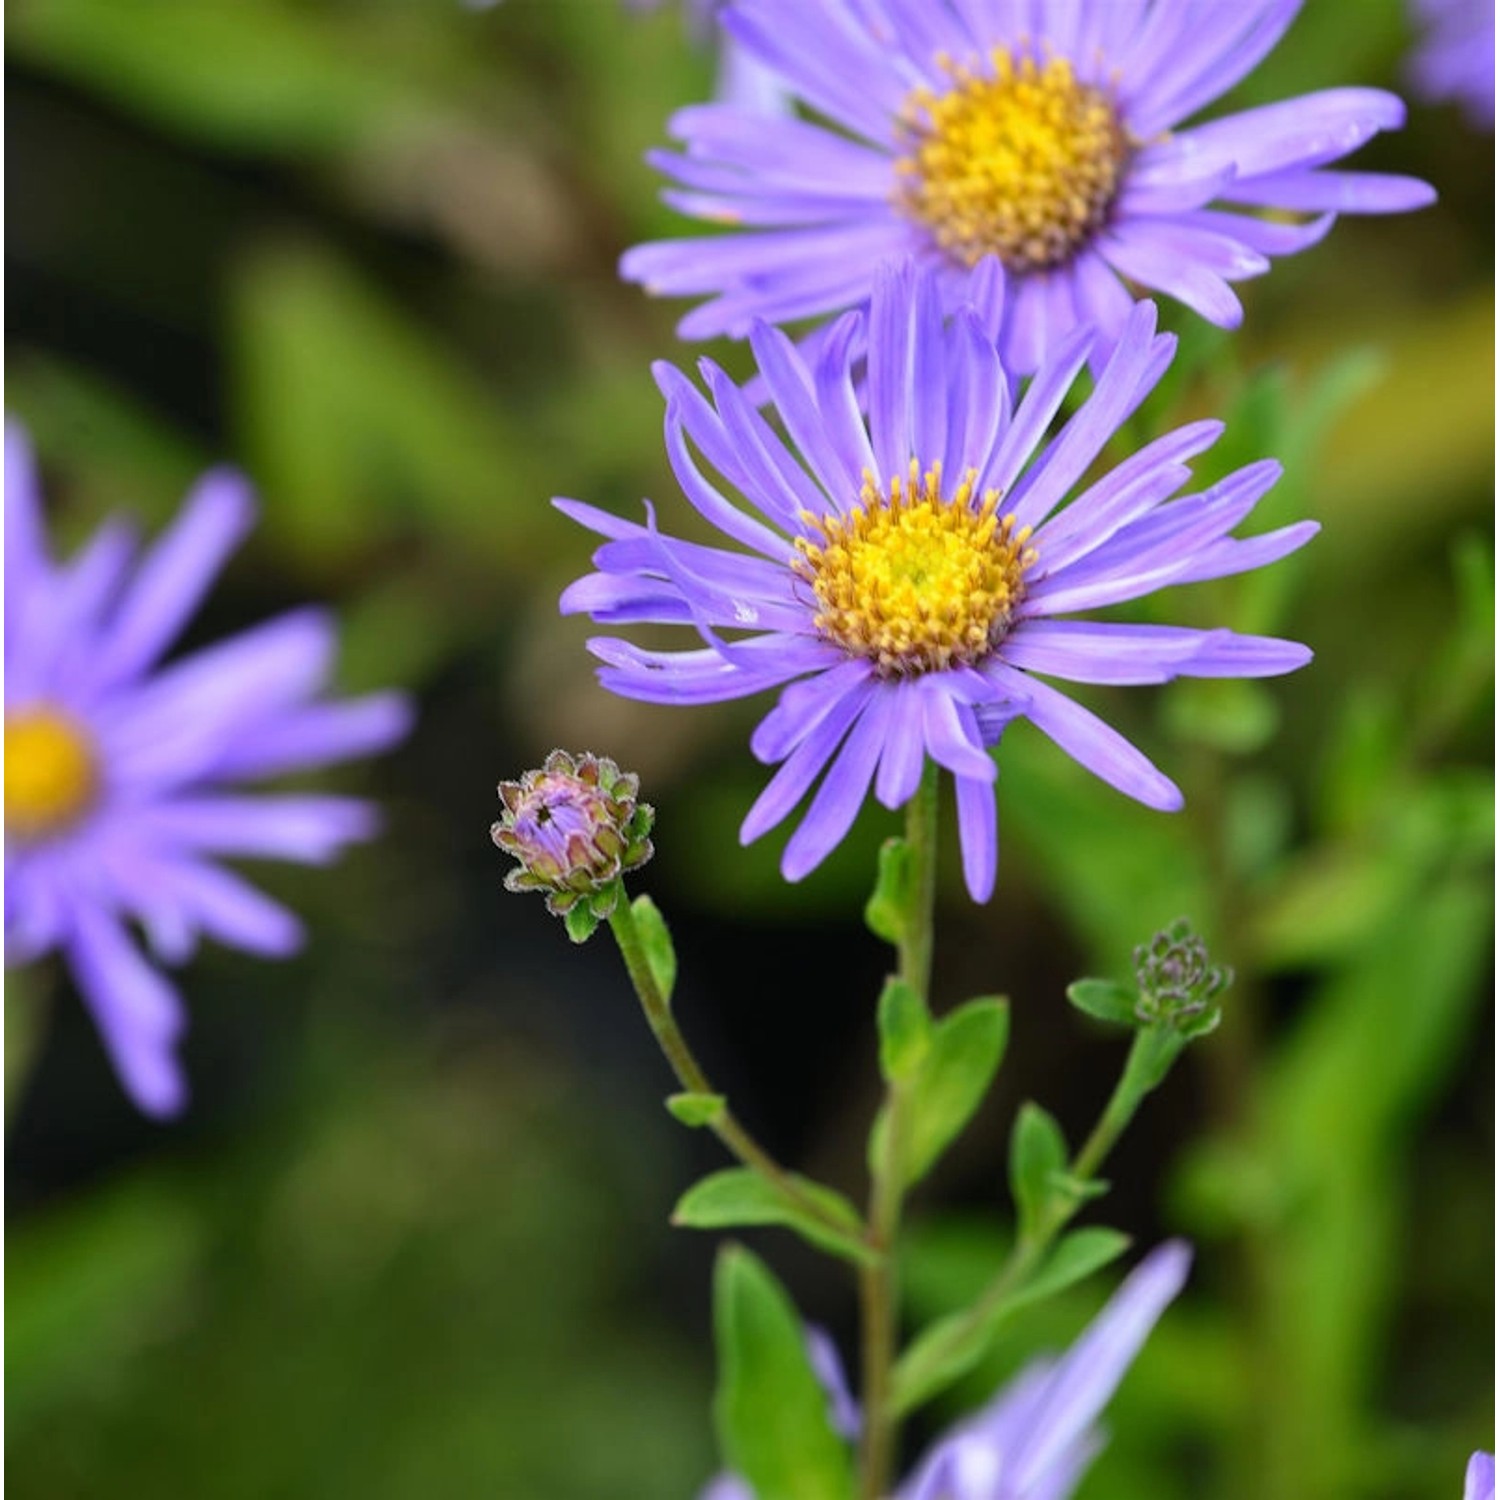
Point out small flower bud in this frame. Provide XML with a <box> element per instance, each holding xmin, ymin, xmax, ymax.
<box><xmin>491</xmin><ymin>750</ymin><xmax>654</xmax><ymax>937</ymax></box>
<box><xmin>1132</xmin><ymin>918</ymin><xmax>1231</xmax><ymax>1036</ymax></box>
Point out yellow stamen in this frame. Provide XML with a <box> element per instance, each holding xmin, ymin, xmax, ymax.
<box><xmin>5</xmin><ymin>707</ymin><xmax>99</xmax><ymax>841</ymax></box>
<box><xmin>895</xmin><ymin>50</ymin><xmax>1129</xmax><ymax>272</ymax></box>
<box><xmin>793</xmin><ymin>461</ymin><xmax>1036</xmax><ymax>677</ymax></box>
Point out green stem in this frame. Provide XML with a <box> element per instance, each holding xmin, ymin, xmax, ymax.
<box><xmin>606</xmin><ymin>896</ymin><xmax>859</xmax><ymax>1244</ymax></box>
<box><xmin>898</xmin><ymin>1025</ymin><xmax>1177</xmax><ymax>1410</ymax></box>
<box><xmin>859</xmin><ymin>765</ymin><xmax>940</xmax><ymax>1500</ymax></box>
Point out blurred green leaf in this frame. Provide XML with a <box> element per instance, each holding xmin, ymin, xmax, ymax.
<box><xmin>1162</xmin><ymin>679</ymin><xmax>1280</xmax><ymax>756</ymax></box>
<box><xmin>871</xmin><ymin>997</ymin><xmax>1010</xmax><ymax>1189</ymax></box>
<box><xmin>877</xmin><ymin>975</ymin><xmax>932</xmax><ymax>1083</ymax></box>
<box><xmin>865</xmin><ymin>836</ymin><xmax>915</xmax><ymax>947</ymax></box>
<box><xmin>665</xmin><ymin>1092</ymin><xmax>726</xmax><ymax>1129</ymax></box>
<box><xmin>713</xmin><ymin>1246</ymin><xmax>855</xmax><ymax>1500</ymax></box>
<box><xmin>673</xmin><ymin>1170</ymin><xmax>873</xmax><ymax>1267</ymax></box>
<box><xmin>1008</xmin><ymin>1102</ymin><xmax>1069</xmax><ymax>1239</ymax></box>
<box><xmin>1066</xmin><ymin>977</ymin><xmax>1139</xmax><ymax>1028</ymax></box>
<box><xmin>7</xmin><ymin>1179</ymin><xmax>204</xmax><ymax>1429</ymax></box>
<box><xmin>230</xmin><ymin>238</ymin><xmax>554</xmax><ymax>572</ymax></box>
<box><xmin>632</xmin><ymin>894</ymin><xmax>677</xmax><ymax>1005</ymax></box>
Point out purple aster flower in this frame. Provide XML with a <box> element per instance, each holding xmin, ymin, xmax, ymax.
<box><xmin>625</xmin><ymin>0</ymin><xmax>788</xmax><ymax>113</ymax></box>
<box><xmin>5</xmin><ymin>424</ymin><xmax>412</xmax><ymax>1117</ymax></box>
<box><xmin>621</xmin><ymin>0</ymin><xmax>1435</xmax><ymax>374</ymax></box>
<box><xmin>1468</xmin><ymin>1453</ymin><xmax>1497</xmax><ymax>1500</ymax></box>
<box><xmin>1410</xmin><ymin>0</ymin><xmax>1496</xmax><ymax>129</ymax></box>
<box><xmin>559</xmin><ymin>264</ymin><xmax>1314</xmax><ymax>901</ymax></box>
<box><xmin>700</xmin><ymin>1242</ymin><xmax>1190</xmax><ymax>1500</ymax></box>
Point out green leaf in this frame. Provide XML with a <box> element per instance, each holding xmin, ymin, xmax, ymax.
<box><xmin>665</xmin><ymin>1093</ymin><xmax>725</xmax><ymax>1129</ymax></box>
<box><xmin>890</xmin><ymin>1226</ymin><xmax>1133</xmax><ymax>1415</ymax></box>
<box><xmin>864</xmin><ymin>836</ymin><xmax>913</xmax><ymax>946</ymax></box>
<box><xmin>888</xmin><ymin>1304</ymin><xmax>996</xmax><ymax>1418</ymax></box>
<box><xmin>562</xmin><ymin>904</ymin><xmax>600</xmax><ymax>944</ymax></box>
<box><xmin>1065</xmin><ymin>978</ymin><xmax>1138</xmax><ymax>1027</ymax></box>
<box><xmin>876</xmin><ymin>976</ymin><xmax>931</xmax><ymax>1083</ymax></box>
<box><xmin>1009</xmin><ymin>1103</ymin><xmax>1068</xmax><ymax>1239</ymax></box>
<box><xmin>1162</xmin><ymin>678</ymin><xmax>1280</xmax><ymax>756</ymax></box>
<box><xmin>1010</xmin><ymin>1227</ymin><xmax>1132</xmax><ymax>1310</ymax></box>
<box><xmin>713</xmin><ymin>1247</ymin><xmax>857</xmax><ymax>1500</ymax></box>
<box><xmin>874</xmin><ymin>998</ymin><xmax>1010</xmax><ymax>1188</ymax></box>
<box><xmin>673</xmin><ymin>1170</ymin><xmax>874</xmax><ymax>1267</ymax></box>
<box><xmin>632</xmin><ymin>894</ymin><xmax>677</xmax><ymax>1004</ymax></box>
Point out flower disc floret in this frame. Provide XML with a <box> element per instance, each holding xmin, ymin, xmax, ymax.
<box><xmin>897</xmin><ymin>51</ymin><xmax>1129</xmax><ymax>272</ymax></box>
<box><xmin>492</xmin><ymin>750</ymin><xmax>654</xmax><ymax>919</ymax></box>
<box><xmin>793</xmin><ymin>461</ymin><xmax>1034</xmax><ymax>677</ymax></box>
<box><xmin>5</xmin><ymin>706</ymin><xmax>98</xmax><ymax>841</ymax></box>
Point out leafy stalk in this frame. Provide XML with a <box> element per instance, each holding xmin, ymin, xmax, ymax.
<box><xmin>858</xmin><ymin>764</ymin><xmax>940</xmax><ymax>1499</ymax></box>
<box><xmin>606</xmin><ymin>894</ymin><xmax>868</xmax><ymax>1257</ymax></box>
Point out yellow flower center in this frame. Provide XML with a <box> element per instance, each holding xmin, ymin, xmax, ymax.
<box><xmin>895</xmin><ymin>50</ymin><xmax>1129</xmax><ymax>273</ymax></box>
<box><xmin>794</xmin><ymin>462</ymin><xmax>1035</xmax><ymax>677</ymax></box>
<box><xmin>5</xmin><ymin>706</ymin><xmax>99</xmax><ymax>841</ymax></box>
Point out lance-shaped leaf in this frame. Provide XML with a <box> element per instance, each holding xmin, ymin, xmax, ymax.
<box><xmin>871</xmin><ymin>997</ymin><xmax>1010</xmax><ymax>1188</ymax></box>
<box><xmin>714</xmin><ymin>1246</ymin><xmax>856</xmax><ymax>1500</ymax></box>
<box><xmin>674</xmin><ymin>1169</ymin><xmax>875</xmax><ymax>1266</ymax></box>
<box><xmin>1009</xmin><ymin>1102</ymin><xmax>1069</xmax><ymax>1239</ymax></box>
<box><xmin>890</xmin><ymin>1226</ymin><xmax>1132</xmax><ymax>1415</ymax></box>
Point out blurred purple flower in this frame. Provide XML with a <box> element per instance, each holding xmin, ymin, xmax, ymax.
<box><xmin>1468</xmin><ymin>1452</ymin><xmax>1497</xmax><ymax>1500</ymax></box>
<box><xmin>624</xmin><ymin>0</ymin><xmax>787</xmax><ymax>113</ymax></box>
<box><xmin>560</xmin><ymin>263</ymin><xmax>1313</xmax><ymax>900</ymax></box>
<box><xmin>701</xmin><ymin>1242</ymin><xmax>1191</xmax><ymax>1500</ymax></box>
<box><xmin>1410</xmin><ymin>0</ymin><xmax>1496</xmax><ymax>129</ymax></box>
<box><xmin>622</xmin><ymin>0</ymin><xmax>1435</xmax><ymax>374</ymax></box>
<box><xmin>5</xmin><ymin>424</ymin><xmax>412</xmax><ymax>1117</ymax></box>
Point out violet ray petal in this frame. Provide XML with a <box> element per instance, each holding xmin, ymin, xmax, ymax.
<box><xmin>1012</xmin><ymin>1242</ymin><xmax>1192</xmax><ymax>1489</ymax></box>
<box><xmin>66</xmin><ymin>907</ymin><xmax>188</xmax><ymax>1119</ymax></box>
<box><xmin>780</xmin><ymin>694</ymin><xmax>890</xmax><ymax>880</ymax></box>
<box><xmin>990</xmin><ymin>664</ymin><xmax>1184</xmax><ymax>810</ymax></box>
<box><xmin>740</xmin><ymin>676</ymin><xmax>875</xmax><ymax>843</ymax></box>
<box><xmin>94</xmin><ymin>468</ymin><xmax>256</xmax><ymax>687</ymax></box>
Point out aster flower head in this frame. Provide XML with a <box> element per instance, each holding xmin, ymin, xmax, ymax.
<box><xmin>491</xmin><ymin>749</ymin><xmax>655</xmax><ymax>930</ymax></box>
<box><xmin>1409</xmin><ymin>0</ymin><xmax>1495</xmax><ymax>130</ymax></box>
<box><xmin>701</xmin><ymin>1242</ymin><xmax>1191</xmax><ymax>1500</ymax></box>
<box><xmin>5</xmin><ymin>424</ymin><xmax>412</xmax><ymax>1117</ymax></box>
<box><xmin>622</xmin><ymin>0</ymin><xmax>1435</xmax><ymax>373</ymax></box>
<box><xmin>560</xmin><ymin>263</ymin><xmax>1315</xmax><ymax>901</ymax></box>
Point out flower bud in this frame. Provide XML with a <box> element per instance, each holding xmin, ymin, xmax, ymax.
<box><xmin>491</xmin><ymin>750</ymin><xmax>654</xmax><ymax>936</ymax></box>
<box><xmin>1132</xmin><ymin>918</ymin><xmax>1231</xmax><ymax>1036</ymax></box>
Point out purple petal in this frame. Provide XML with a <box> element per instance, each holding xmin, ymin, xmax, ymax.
<box><xmin>954</xmin><ymin>767</ymin><xmax>998</xmax><ymax>903</ymax></box>
<box><xmin>1013</xmin><ymin>1243</ymin><xmax>1193</xmax><ymax>1490</ymax></box>
<box><xmin>209</xmin><ymin>692</ymin><xmax>411</xmax><ymax>780</ymax></box>
<box><xmin>780</xmin><ymin>692</ymin><xmax>889</xmax><ymax>880</ymax></box>
<box><xmin>66</xmin><ymin>907</ymin><xmax>188</xmax><ymax>1118</ymax></box>
<box><xmin>740</xmin><ymin>675</ymin><xmax>875</xmax><ymax>842</ymax></box>
<box><xmin>93</xmin><ymin>468</ymin><xmax>256</xmax><ymax>687</ymax></box>
<box><xmin>138</xmin><ymin>795</ymin><xmax>380</xmax><ymax>864</ymax></box>
<box><xmin>1466</xmin><ymin>1452</ymin><xmax>1496</xmax><ymax>1500</ymax></box>
<box><xmin>990</xmin><ymin>664</ymin><xmax>1184</xmax><ymax>811</ymax></box>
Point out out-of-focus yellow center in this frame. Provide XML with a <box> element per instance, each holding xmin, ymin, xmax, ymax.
<box><xmin>896</xmin><ymin>51</ymin><xmax>1129</xmax><ymax>272</ymax></box>
<box><xmin>5</xmin><ymin>707</ymin><xmax>99</xmax><ymax>841</ymax></box>
<box><xmin>794</xmin><ymin>462</ymin><xmax>1035</xmax><ymax>677</ymax></box>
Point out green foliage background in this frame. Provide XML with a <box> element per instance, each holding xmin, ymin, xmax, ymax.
<box><xmin>6</xmin><ymin>1</ymin><xmax>1493</xmax><ymax>1497</ymax></box>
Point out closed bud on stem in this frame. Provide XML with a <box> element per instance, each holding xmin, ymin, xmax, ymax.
<box><xmin>1132</xmin><ymin>918</ymin><xmax>1231</xmax><ymax>1038</ymax></box>
<box><xmin>491</xmin><ymin>750</ymin><xmax>654</xmax><ymax>940</ymax></box>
